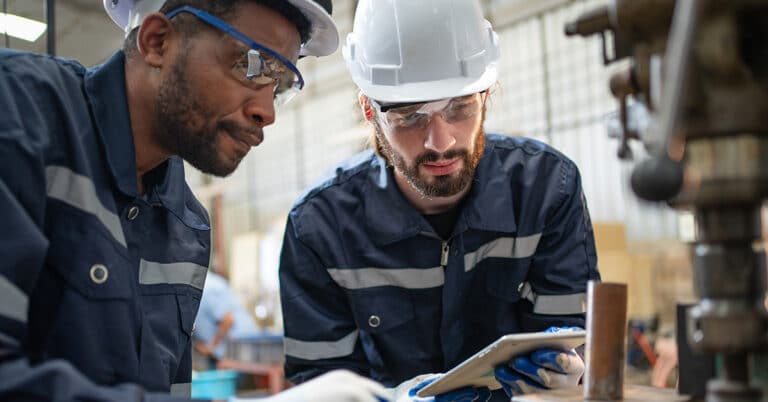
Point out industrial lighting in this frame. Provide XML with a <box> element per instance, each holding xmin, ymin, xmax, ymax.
<box><xmin>0</xmin><ymin>12</ymin><xmax>47</xmax><ymax>42</ymax></box>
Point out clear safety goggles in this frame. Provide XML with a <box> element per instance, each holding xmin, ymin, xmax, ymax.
<box><xmin>369</xmin><ymin>92</ymin><xmax>486</xmax><ymax>131</ymax></box>
<box><xmin>165</xmin><ymin>6</ymin><xmax>305</xmax><ymax>106</ymax></box>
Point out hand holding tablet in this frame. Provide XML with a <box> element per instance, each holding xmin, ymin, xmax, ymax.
<box><xmin>415</xmin><ymin>327</ymin><xmax>586</xmax><ymax>398</ymax></box>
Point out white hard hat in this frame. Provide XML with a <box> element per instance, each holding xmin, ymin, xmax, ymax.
<box><xmin>343</xmin><ymin>0</ymin><xmax>500</xmax><ymax>103</ymax></box>
<box><xmin>103</xmin><ymin>0</ymin><xmax>340</xmax><ymax>57</ymax></box>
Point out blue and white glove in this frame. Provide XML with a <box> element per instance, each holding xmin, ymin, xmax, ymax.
<box><xmin>493</xmin><ymin>327</ymin><xmax>585</xmax><ymax>396</ymax></box>
<box><xmin>229</xmin><ymin>370</ymin><xmax>392</xmax><ymax>402</ymax></box>
<box><xmin>393</xmin><ymin>374</ymin><xmax>491</xmax><ymax>402</ymax></box>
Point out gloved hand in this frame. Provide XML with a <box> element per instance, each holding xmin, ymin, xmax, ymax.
<box><xmin>493</xmin><ymin>327</ymin><xmax>585</xmax><ymax>396</ymax></box>
<box><xmin>229</xmin><ymin>369</ymin><xmax>391</xmax><ymax>402</ymax></box>
<box><xmin>392</xmin><ymin>374</ymin><xmax>491</xmax><ymax>402</ymax></box>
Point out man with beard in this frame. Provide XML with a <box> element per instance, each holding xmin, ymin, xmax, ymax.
<box><xmin>0</xmin><ymin>0</ymin><xmax>389</xmax><ymax>401</ymax></box>
<box><xmin>278</xmin><ymin>1</ymin><xmax>600</xmax><ymax>401</ymax></box>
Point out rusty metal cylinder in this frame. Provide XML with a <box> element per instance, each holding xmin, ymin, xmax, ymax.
<box><xmin>583</xmin><ymin>281</ymin><xmax>628</xmax><ymax>401</ymax></box>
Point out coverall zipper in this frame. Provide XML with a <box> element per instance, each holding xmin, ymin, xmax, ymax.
<box><xmin>440</xmin><ymin>241</ymin><xmax>450</xmax><ymax>266</ymax></box>
<box><xmin>419</xmin><ymin>231</ymin><xmax>453</xmax><ymax>267</ymax></box>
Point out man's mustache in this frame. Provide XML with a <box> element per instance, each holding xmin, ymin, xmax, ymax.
<box><xmin>415</xmin><ymin>149</ymin><xmax>469</xmax><ymax>165</ymax></box>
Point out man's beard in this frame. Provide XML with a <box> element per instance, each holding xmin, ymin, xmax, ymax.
<box><xmin>374</xmin><ymin>115</ymin><xmax>486</xmax><ymax>198</ymax></box>
<box><xmin>154</xmin><ymin>51</ymin><xmax>242</xmax><ymax>177</ymax></box>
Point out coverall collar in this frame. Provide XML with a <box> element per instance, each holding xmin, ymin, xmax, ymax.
<box><xmin>85</xmin><ymin>51</ymin><xmax>209</xmax><ymax>230</ymax></box>
<box><xmin>85</xmin><ymin>51</ymin><xmax>138</xmax><ymax>197</ymax></box>
<box><xmin>460</xmin><ymin>142</ymin><xmax>519</xmax><ymax>233</ymax></box>
<box><xmin>365</xmin><ymin>141</ymin><xmax>518</xmax><ymax>246</ymax></box>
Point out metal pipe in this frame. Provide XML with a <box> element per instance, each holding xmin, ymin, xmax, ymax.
<box><xmin>564</xmin><ymin>5</ymin><xmax>610</xmax><ymax>37</ymax></box>
<box><xmin>583</xmin><ymin>281</ymin><xmax>628</xmax><ymax>401</ymax></box>
<box><xmin>645</xmin><ymin>0</ymin><xmax>705</xmax><ymax>156</ymax></box>
<box><xmin>46</xmin><ymin>0</ymin><xmax>55</xmax><ymax>55</ymax></box>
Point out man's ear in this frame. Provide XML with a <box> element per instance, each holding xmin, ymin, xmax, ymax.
<box><xmin>136</xmin><ymin>13</ymin><xmax>176</xmax><ymax>69</ymax></box>
<box><xmin>358</xmin><ymin>93</ymin><xmax>375</xmax><ymax>122</ymax></box>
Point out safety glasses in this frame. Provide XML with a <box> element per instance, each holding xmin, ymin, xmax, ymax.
<box><xmin>370</xmin><ymin>92</ymin><xmax>486</xmax><ymax>132</ymax></box>
<box><xmin>165</xmin><ymin>6</ymin><xmax>305</xmax><ymax>106</ymax></box>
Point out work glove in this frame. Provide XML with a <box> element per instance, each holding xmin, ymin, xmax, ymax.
<box><xmin>228</xmin><ymin>369</ymin><xmax>392</xmax><ymax>402</ymax></box>
<box><xmin>392</xmin><ymin>374</ymin><xmax>491</xmax><ymax>402</ymax></box>
<box><xmin>493</xmin><ymin>327</ymin><xmax>585</xmax><ymax>396</ymax></box>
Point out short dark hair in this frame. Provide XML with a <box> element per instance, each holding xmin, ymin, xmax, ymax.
<box><xmin>123</xmin><ymin>0</ymin><xmax>311</xmax><ymax>56</ymax></box>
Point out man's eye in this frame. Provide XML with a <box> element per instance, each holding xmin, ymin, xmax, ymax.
<box><xmin>403</xmin><ymin>113</ymin><xmax>422</xmax><ymax>121</ymax></box>
<box><xmin>392</xmin><ymin>105</ymin><xmax>420</xmax><ymax>115</ymax></box>
<box><xmin>398</xmin><ymin>113</ymin><xmax>427</xmax><ymax>128</ymax></box>
<box><xmin>447</xmin><ymin>103</ymin><xmax>471</xmax><ymax>114</ymax></box>
<box><xmin>234</xmin><ymin>58</ymin><xmax>248</xmax><ymax>68</ymax></box>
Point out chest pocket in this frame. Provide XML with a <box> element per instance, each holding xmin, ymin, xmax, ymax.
<box><xmin>40</xmin><ymin>205</ymin><xmax>136</xmax><ymax>384</ymax></box>
<box><xmin>464</xmin><ymin>235</ymin><xmax>537</xmax><ymax>302</ymax></box>
<box><xmin>347</xmin><ymin>285</ymin><xmax>440</xmax><ymax>375</ymax></box>
<box><xmin>349</xmin><ymin>287</ymin><xmax>415</xmax><ymax>333</ymax></box>
<box><xmin>46</xmin><ymin>203</ymin><xmax>133</xmax><ymax>298</ymax></box>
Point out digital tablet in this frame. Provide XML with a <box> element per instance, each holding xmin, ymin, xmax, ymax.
<box><xmin>416</xmin><ymin>330</ymin><xmax>586</xmax><ymax>397</ymax></box>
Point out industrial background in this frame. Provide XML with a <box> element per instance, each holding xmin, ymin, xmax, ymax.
<box><xmin>3</xmin><ymin>0</ymin><xmax>702</xmax><ymax>390</ymax></box>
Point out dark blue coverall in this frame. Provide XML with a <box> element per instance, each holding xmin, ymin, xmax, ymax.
<box><xmin>0</xmin><ymin>49</ymin><xmax>210</xmax><ymax>401</ymax></box>
<box><xmin>279</xmin><ymin>134</ymin><xmax>600</xmax><ymax>400</ymax></box>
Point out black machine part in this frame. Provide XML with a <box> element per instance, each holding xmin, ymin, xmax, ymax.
<box><xmin>565</xmin><ymin>1</ymin><xmax>768</xmax><ymax>402</ymax></box>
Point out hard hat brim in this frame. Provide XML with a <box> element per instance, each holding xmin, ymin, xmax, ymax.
<box><xmin>287</xmin><ymin>0</ymin><xmax>340</xmax><ymax>57</ymax></box>
<box><xmin>103</xmin><ymin>0</ymin><xmax>339</xmax><ymax>57</ymax></box>
<box><xmin>354</xmin><ymin>66</ymin><xmax>498</xmax><ymax>104</ymax></box>
<box><xmin>103</xmin><ymin>0</ymin><xmax>139</xmax><ymax>31</ymax></box>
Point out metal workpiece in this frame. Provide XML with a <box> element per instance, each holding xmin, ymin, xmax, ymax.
<box><xmin>583</xmin><ymin>282</ymin><xmax>627</xmax><ymax>401</ymax></box>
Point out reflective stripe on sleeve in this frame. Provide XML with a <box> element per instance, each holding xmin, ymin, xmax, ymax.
<box><xmin>170</xmin><ymin>382</ymin><xmax>191</xmax><ymax>397</ymax></box>
<box><xmin>464</xmin><ymin>234</ymin><xmax>542</xmax><ymax>272</ymax></box>
<box><xmin>138</xmin><ymin>259</ymin><xmax>207</xmax><ymax>289</ymax></box>
<box><xmin>45</xmin><ymin>166</ymin><xmax>126</xmax><ymax>247</ymax></box>
<box><xmin>0</xmin><ymin>276</ymin><xmax>27</xmax><ymax>323</ymax></box>
<box><xmin>519</xmin><ymin>282</ymin><xmax>587</xmax><ymax>315</ymax></box>
<box><xmin>327</xmin><ymin>267</ymin><xmax>444</xmax><ymax>290</ymax></box>
<box><xmin>284</xmin><ymin>330</ymin><xmax>359</xmax><ymax>360</ymax></box>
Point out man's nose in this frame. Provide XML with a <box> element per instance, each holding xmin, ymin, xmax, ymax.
<box><xmin>243</xmin><ymin>87</ymin><xmax>276</xmax><ymax>127</ymax></box>
<box><xmin>423</xmin><ymin>114</ymin><xmax>456</xmax><ymax>154</ymax></box>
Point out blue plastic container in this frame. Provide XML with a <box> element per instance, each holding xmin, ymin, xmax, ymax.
<box><xmin>191</xmin><ymin>370</ymin><xmax>238</xmax><ymax>399</ymax></box>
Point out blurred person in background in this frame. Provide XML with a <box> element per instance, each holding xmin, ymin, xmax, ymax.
<box><xmin>193</xmin><ymin>270</ymin><xmax>260</xmax><ymax>367</ymax></box>
<box><xmin>0</xmin><ymin>0</ymin><xmax>388</xmax><ymax>401</ymax></box>
<box><xmin>279</xmin><ymin>0</ymin><xmax>600</xmax><ymax>401</ymax></box>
